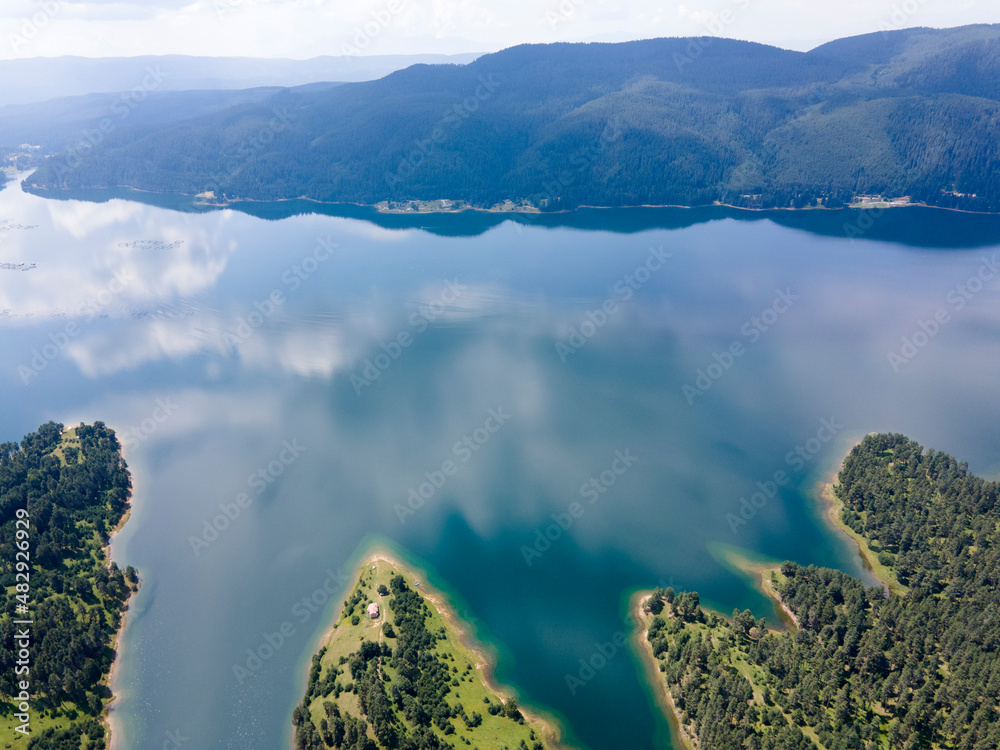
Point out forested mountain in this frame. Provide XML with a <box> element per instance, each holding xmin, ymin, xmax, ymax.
<box><xmin>642</xmin><ymin>434</ymin><xmax>1000</xmax><ymax>750</ymax></box>
<box><xmin>0</xmin><ymin>422</ymin><xmax>136</xmax><ymax>749</ymax></box>
<box><xmin>23</xmin><ymin>25</ymin><xmax>1000</xmax><ymax>211</ymax></box>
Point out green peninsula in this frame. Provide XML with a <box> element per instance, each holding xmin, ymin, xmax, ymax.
<box><xmin>293</xmin><ymin>549</ymin><xmax>567</xmax><ymax>750</ymax></box>
<box><xmin>635</xmin><ymin>433</ymin><xmax>1000</xmax><ymax>750</ymax></box>
<box><xmin>1</xmin><ymin>421</ymin><xmax>137</xmax><ymax>749</ymax></box>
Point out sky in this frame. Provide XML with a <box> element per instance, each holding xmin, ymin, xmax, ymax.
<box><xmin>0</xmin><ymin>0</ymin><xmax>997</xmax><ymax>60</ymax></box>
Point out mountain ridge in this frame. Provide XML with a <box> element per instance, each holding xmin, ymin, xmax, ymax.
<box><xmin>21</xmin><ymin>25</ymin><xmax>1000</xmax><ymax>212</ymax></box>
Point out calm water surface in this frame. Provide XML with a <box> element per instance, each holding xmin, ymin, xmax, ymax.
<box><xmin>2</xmin><ymin>178</ymin><xmax>999</xmax><ymax>749</ymax></box>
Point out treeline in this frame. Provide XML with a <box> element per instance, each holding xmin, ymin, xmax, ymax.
<box><xmin>294</xmin><ymin>573</ymin><xmax>534</xmax><ymax>750</ymax></box>
<box><xmin>647</xmin><ymin>433</ymin><xmax>1000</xmax><ymax>750</ymax></box>
<box><xmin>0</xmin><ymin>421</ymin><xmax>137</xmax><ymax>748</ymax></box>
<box><xmin>24</xmin><ymin>26</ymin><xmax>1000</xmax><ymax>213</ymax></box>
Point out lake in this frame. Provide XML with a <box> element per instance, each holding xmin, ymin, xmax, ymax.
<box><xmin>2</xmin><ymin>177</ymin><xmax>1000</xmax><ymax>750</ymax></box>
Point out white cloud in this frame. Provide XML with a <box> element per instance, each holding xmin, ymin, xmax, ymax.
<box><xmin>0</xmin><ymin>198</ymin><xmax>234</xmax><ymax>320</ymax></box>
<box><xmin>0</xmin><ymin>0</ymin><xmax>996</xmax><ymax>59</ymax></box>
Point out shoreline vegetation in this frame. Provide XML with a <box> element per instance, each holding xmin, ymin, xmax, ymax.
<box><xmin>632</xmin><ymin>433</ymin><xmax>1000</xmax><ymax>750</ymax></box>
<box><xmin>293</xmin><ymin>541</ymin><xmax>573</xmax><ymax>750</ymax></box>
<box><xmin>626</xmin><ymin>441</ymin><xmax>888</xmax><ymax>750</ymax></box>
<box><xmin>136</xmin><ymin>188</ymin><xmax>995</xmax><ymax>216</ymax></box>
<box><xmin>627</xmin><ymin>441</ymin><xmax>872</xmax><ymax>750</ymax></box>
<box><xmin>630</xmin><ymin>547</ymin><xmax>804</xmax><ymax>750</ymax></box>
<box><xmin>0</xmin><ymin>421</ymin><xmax>137</xmax><ymax>750</ymax></box>
<box><xmin>20</xmin><ymin>179</ymin><xmax>997</xmax><ymax>217</ymax></box>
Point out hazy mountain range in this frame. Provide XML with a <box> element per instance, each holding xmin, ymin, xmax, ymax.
<box><xmin>16</xmin><ymin>25</ymin><xmax>1000</xmax><ymax>212</ymax></box>
<box><xmin>0</xmin><ymin>53</ymin><xmax>482</xmax><ymax>105</ymax></box>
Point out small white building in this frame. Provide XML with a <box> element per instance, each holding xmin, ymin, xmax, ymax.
<box><xmin>367</xmin><ymin>602</ymin><xmax>380</xmax><ymax>619</ymax></box>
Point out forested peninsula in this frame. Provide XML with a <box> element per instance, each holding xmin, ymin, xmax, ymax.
<box><xmin>293</xmin><ymin>549</ymin><xmax>566</xmax><ymax>750</ymax></box>
<box><xmin>636</xmin><ymin>433</ymin><xmax>1000</xmax><ymax>750</ymax></box>
<box><xmin>1</xmin><ymin>422</ymin><xmax>137</xmax><ymax>749</ymax></box>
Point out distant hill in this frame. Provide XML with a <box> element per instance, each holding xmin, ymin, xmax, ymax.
<box><xmin>0</xmin><ymin>53</ymin><xmax>482</xmax><ymax>105</ymax></box>
<box><xmin>22</xmin><ymin>26</ymin><xmax>1000</xmax><ymax>212</ymax></box>
<box><xmin>0</xmin><ymin>86</ymin><xmax>320</xmax><ymax>155</ymax></box>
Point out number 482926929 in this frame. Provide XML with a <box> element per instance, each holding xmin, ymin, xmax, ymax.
<box><xmin>15</xmin><ymin>508</ymin><xmax>30</xmax><ymax>607</ymax></box>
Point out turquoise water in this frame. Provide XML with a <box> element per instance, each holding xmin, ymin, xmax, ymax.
<box><xmin>3</xmin><ymin>178</ymin><xmax>1000</xmax><ymax>749</ymax></box>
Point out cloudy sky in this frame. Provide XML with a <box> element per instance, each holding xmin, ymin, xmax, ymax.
<box><xmin>1</xmin><ymin>0</ymin><xmax>997</xmax><ymax>59</ymax></box>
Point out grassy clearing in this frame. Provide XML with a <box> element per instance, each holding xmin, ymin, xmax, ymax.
<box><xmin>50</xmin><ymin>428</ymin><xmax>81</xmax><ymax>467</ymax></box>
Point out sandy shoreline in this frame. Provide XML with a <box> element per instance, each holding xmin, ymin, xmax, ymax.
<box><xmin>628</xmin><ymin>445</ymin><xmax>875</xmax><ymax>747</ymax></box>
<box><xmin>102</xmin><ymin>437</ymin><xmax>141</xmax><ymax>750</ymax></box>
<box><xmin>628</xmin><ymin>557</ymin><xmax>803</xmax><ymax>750</ymax></box>
<box><xmin>629</xmin><ymin>592</ymin><xmax>697</xmax><ymax>750</ymax></box>
<box><xmin>102</xmin><ymin>523</ymin><xmax>135</xmax><ymax>750</ymax></box>
<box><xmin>306</xmin><ymin>543</ymin><xmax>572</xmax><ymax>750</ymax></box>
<box><xmin>812</xmin><ymin>439</ymin><xmax>902</xmax><ymax>595</ymax></box>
